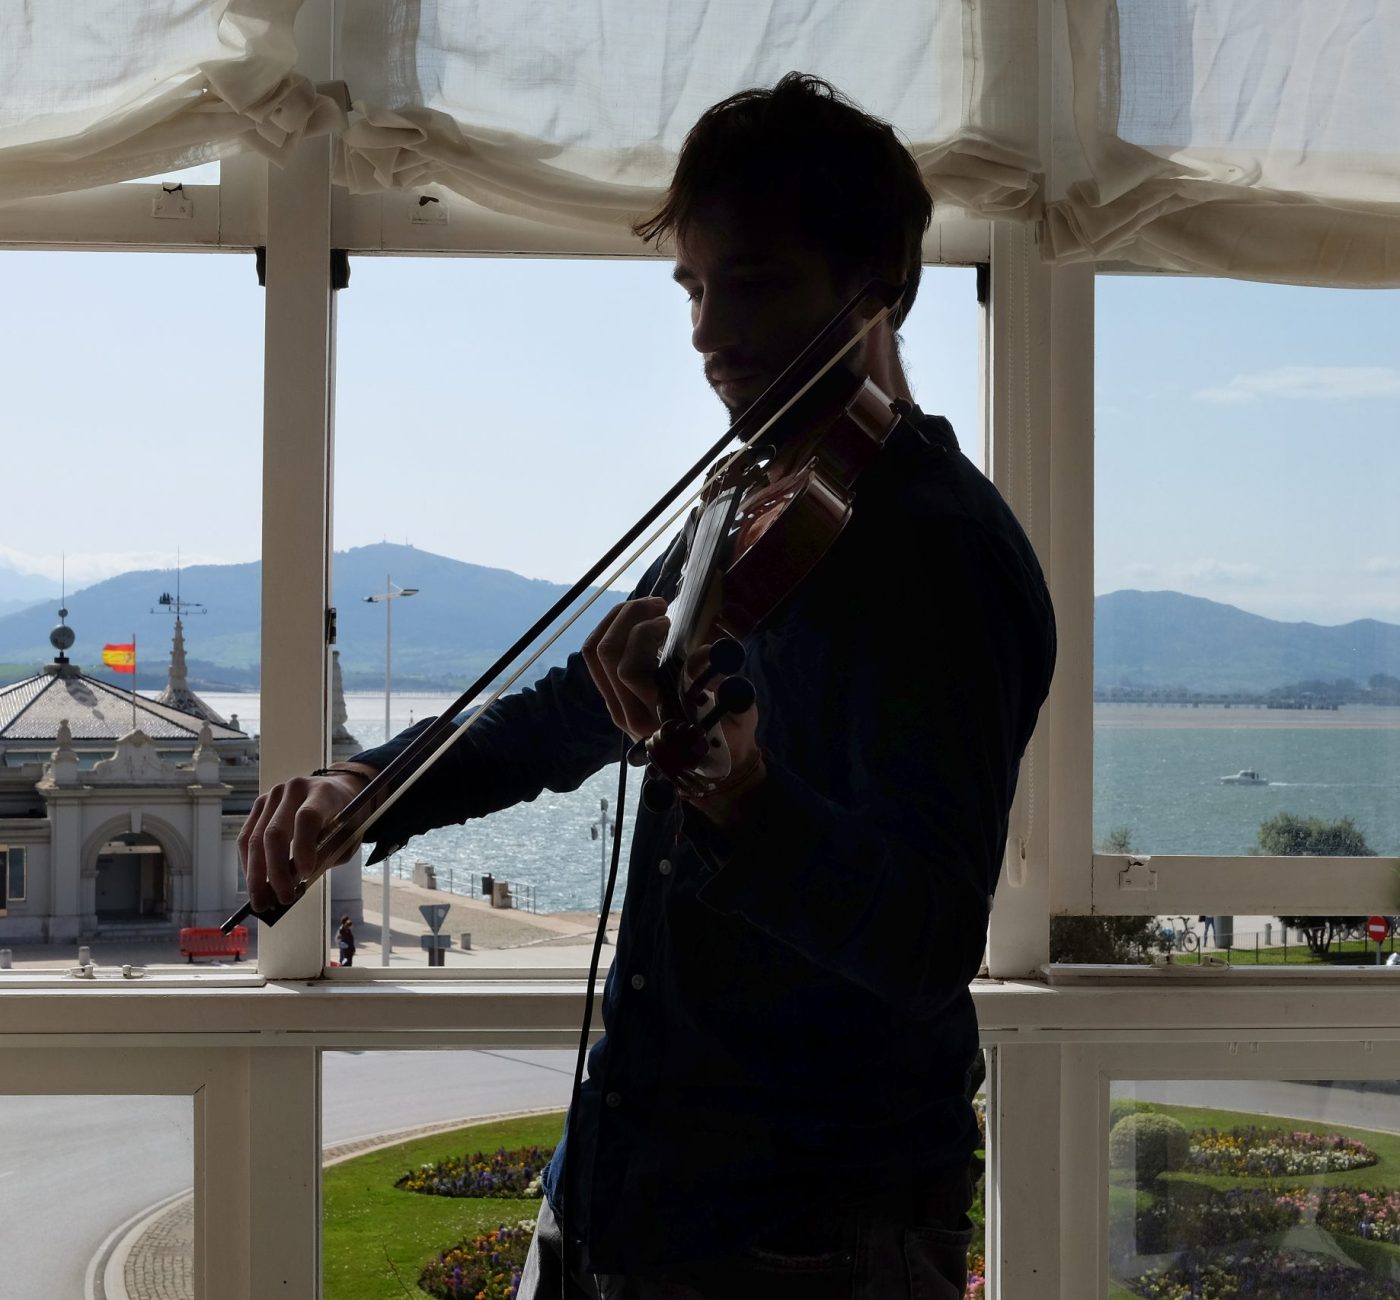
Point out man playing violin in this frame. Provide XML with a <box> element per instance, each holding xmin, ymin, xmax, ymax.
<box><xmin>241</xmin><ymin>73</ymin><xmax>1055</xmax><ymax>1300</ymax></box>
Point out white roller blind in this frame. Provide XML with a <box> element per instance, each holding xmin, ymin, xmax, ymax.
<box><xmin>1047</xmin><ymin>0</ymin><xmax>1400</xmax><ymax>284</ymax></box>
<box><xmin>8</xmin><ymin>1</ymin><xmax>1400</xmax><ymax>286</ymax></box>
<box><xmin>331</xmin><ymin>0</ymin><xmax>1043</xmax><ymax>235</ymax></box>
<box><xmin>0</xmin><ymin>0</ymin><xmax>342</xmax><ymax>199</ymax></box>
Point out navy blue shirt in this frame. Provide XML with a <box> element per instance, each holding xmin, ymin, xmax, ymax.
<box><xmin>352</xmin><ymin>412</ymin><xmax>1055</xmax><ymax>1272</ymax></box>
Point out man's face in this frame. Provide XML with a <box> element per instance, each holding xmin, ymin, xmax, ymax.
<box><xmin>672</xmin><ymin>203</ymin><xmax>861</xmax><ymax>419</ymax></box>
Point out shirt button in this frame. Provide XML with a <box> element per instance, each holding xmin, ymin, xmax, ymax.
<box><xmin>630</xmin><ymin>973</ymin><xmax>646</xmax><ymax>990</ymax></box>
<box><xmin>606</xmin><ymin>1091</ymin><xmax>622</xmax><ymax>1108</ymax></box>
<box><xmin>658</xmin><ymin>859</ymin><xmax>673</xmax><ymax>876</ymax></box>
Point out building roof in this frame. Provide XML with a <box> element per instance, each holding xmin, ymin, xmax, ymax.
<box><xmin>0</xmin><ymin>666</ymin><xmax>246</xmax><ymax>744</ymax></box>
<box><xmin>153</xmin><ymin>617</ymin><xmax>229</xmax><ymax>726</ymax></box>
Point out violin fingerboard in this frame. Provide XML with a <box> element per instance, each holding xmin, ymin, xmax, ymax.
<box><xmin>660</xmin><ymin>487</ymin><xmax>740</xmax><ymax>670</ymax></box>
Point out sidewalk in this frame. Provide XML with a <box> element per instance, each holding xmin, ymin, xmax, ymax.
<box><xmin>89</xmin><ymin>1110</ymin><xmax>561</xmax><ymax>1300</ymax></box>
<box><xmin>0</xmin><ymin>873</ymin><xmax>620</xmax><ymax>972</ymax></box>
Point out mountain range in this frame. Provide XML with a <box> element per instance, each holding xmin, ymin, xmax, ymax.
<box><xmin>1</xmin><ymin>548</ymin><xmax>1397</xmax><ymax>695</ymax></box>
<box><xmin>0</xmin><ymin>543</ymin><xmax>628</xmax><ymax>691</ymax></box>
<box><xmin>1095</xmin><ymin>590</ymin><xmax>1400</xmax><ymax>696</ymax></box>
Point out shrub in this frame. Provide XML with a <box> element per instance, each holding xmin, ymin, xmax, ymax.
<box><xmin>1110</xmin><ymin>1113</ymin><xmax>1189</xmax><ymax>1183</ymax></box>
<box><xmin>1110</xmin><ymin>1098</ymin><xmax>1151</xmax><ymax>1132</ymax></box>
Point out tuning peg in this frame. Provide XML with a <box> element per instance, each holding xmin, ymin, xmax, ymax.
<box><xmin>696</xmin><ymin>675</ymin><xmax>755</xmax><ymax>732</ymax></box>
<box><xmin>684</xmin><ymin>637</ymin><xmax>746</xmax><ymax>706</ymax></box>
<box><xmin>642</xmin><ymin>774</ymin><xmax>677</xmax><ymax>812</ymax></box>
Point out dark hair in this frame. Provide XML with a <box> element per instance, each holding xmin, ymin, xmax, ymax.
<box><xmin>634</xmin><ymin>73</ymin><xmax>932</xmax><ymax>325</ymax></box>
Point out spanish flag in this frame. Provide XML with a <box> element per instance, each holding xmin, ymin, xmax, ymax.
<box><xmin>102</xmin><ymin>643</ymin><xmax>136</xmax><ymax>673</ymax></box>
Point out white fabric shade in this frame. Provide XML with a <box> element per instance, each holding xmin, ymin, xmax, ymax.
<box><xmin>0</xmin><ymin>0</ymin><xmax>342</xmax><ymax>200</ymax></box>
<box><xmin>4</xmin><ymin>0</ymin><xmax>1400</xmax><ymax>286</ymax></box>
<box><xmin>332</xmin><ymin>1</ymin><xmax>1042</xmax><ymax>234</ymax></box>
<box><xmin>1047</xmin><ymin>0</ymin><xmax>1400</xmax><ymax>285</ymax></box>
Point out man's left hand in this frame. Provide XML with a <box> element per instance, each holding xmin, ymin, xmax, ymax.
<box><xmin>582</xmin><ymin>598</ymin><xmax>764</xmax><ymax>821</ymax></box>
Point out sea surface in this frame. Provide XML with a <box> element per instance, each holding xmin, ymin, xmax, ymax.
<box><xmin>202</xmin><ymin>694</ymin><xmax>1400</xmax><ymax>911</ymax></box>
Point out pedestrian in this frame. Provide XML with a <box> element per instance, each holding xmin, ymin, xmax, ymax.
<box><xmin>240</xmin><ymin>71</ymin><xmax>1055</xmax><ymax>1300</ymax></box>
<box><xmin>336</xmin><ymin>914</ymin><xmax>355</xmax><ymax>968</ymax></box>
<box><xmin>1199</xmin><ymin>915</ymin><xmax>1216</xmax><ymax>946</ymax></box>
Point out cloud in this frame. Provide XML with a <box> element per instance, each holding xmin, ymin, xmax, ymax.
<box><xmin>1194</xmin><ymin>366</ymin><xmax>1400</xmax><ymax>404</ymax></box>
<box><xmin>0</xmin><ymin>545</ymin><xmax>230</xmax><ymax>588</ymax></box>
<box><xmin>1177</xmin><ymin>559</ymin><xmax>1266</xmax><ymax>586</ymax></box>
<box><xmin>1363</xmin><ymin>556</ymin><xmax>1400</xmax><ymax>576</ymax></box>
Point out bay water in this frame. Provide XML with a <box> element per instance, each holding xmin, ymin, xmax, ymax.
<box><xmin>205</xmin><ymin>693</ymin><xmax>1400</xmax><ymax>912</ymax></box>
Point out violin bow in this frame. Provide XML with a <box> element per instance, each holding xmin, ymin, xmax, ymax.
<box><xmin>222</xmin><ymin>279</ymin><xmax>903</xmax><ymax>931</ymax></box>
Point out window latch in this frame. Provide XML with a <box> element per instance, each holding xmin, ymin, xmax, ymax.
<box><xmin>1117</xmin><ymin>855</ymin><xmax>1157</xmax><ymax>891</ymax></box>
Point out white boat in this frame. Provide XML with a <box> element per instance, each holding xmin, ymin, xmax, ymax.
<box><xmin>1220</xmin><ymin>769</ymin><xmax>1268</xmax><ymax>785</ymax></box>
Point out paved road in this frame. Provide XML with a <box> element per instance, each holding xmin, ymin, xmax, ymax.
<box><xmin>1</xmin><ymin>1049</ymin><xmax>576</xmax><ymax>1300</ymax></box>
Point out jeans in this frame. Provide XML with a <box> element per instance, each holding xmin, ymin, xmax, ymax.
<box><xmin>517</xmin><ymin>1167</ymin><xmax>975</xmax><ymax>1300</ymax></box>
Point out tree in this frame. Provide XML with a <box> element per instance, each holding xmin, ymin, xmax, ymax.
<box><xmin>1265</xmin><ymin>813</ymin><xmax>1374</xmax><ymax>956</ymax></box>
<box><xmin>1050</xmin><ymin>828</ymin><xmax>1170</xmax><ymax>964</ymax></box>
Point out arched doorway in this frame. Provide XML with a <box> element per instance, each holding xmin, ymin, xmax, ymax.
<box><xmin>95</xmin><ymin>832</ymin><xmax>169</xmax><ymax>921</ymax></box>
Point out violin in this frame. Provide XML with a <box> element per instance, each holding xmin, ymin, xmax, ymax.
<box><xmin>635</xmin><ymin>353</ymin><xmax>910</xmax><ymax>810</ymax></box>
<box><xmin>222</xmin><ymin>278</ymin><xmax>909</xmax><ymax>932</ymax></box>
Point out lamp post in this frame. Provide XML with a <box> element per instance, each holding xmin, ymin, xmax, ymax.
<box><xmin>364</xmin><ymin>574</ymin><xmax>418</xmax><ymax>965</ymax></box>
<box><xmin>588</xmin><ymin>797</ymin><xmax>614</xmax><ymax>943</ymax></box>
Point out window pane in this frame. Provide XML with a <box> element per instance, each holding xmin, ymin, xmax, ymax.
<box><xmin>1110</xmin><ymin>1079</ymin><xmax>1400</xmax><ymax>1298</ymax></box>
<box><xmin>1095</xmin><ymin>278</ymin><xmax>1400</xmax><ymax>862</ymax></box>
<box><xmin>0</xmin><ymin>251</ymin><xmax>263</xmax><ymax>964</ymax></box>
<box><xmin>0</xmin><ymin>1095</ymin><xmax>192</xmax><ymax>1295</ymax></box>
<box><xmin>321</xmin><ymin>1049</ymin><xmax>572</xmax><ymax>1296</ymax></box>
<box><xmin>329</xmin><ymin>258</ymin><xmax>979</xmax><ymax>968</ymax></box>
<box><xmin>8</xmin><ymin>846</ymin><xmax>25</xmax><ymax>902</ymax></box>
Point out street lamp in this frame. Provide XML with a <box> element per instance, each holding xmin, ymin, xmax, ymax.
<box><xmin>364</xmin><ymin>574</ymin><xmax>418</xmax><ymax>965</ymax></box>
<box><xmin>588</xmin><ymin>797</ymin><xmax>614</xmax><ymax>943</ymax></box>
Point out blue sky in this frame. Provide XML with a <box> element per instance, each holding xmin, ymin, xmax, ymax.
<box><xmin>1096</xmin><ymin>275</ymin><xmax>1400</xmax><ymax>624</ymax></box>
<box><xmin>1</xmin><ymin>249</ymin><xmax>1396</xmax><ymax>627</ymax></box>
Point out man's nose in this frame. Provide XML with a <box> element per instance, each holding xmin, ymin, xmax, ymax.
<box><xmin>690</xmin><ymin>289</ymin><xmax>740</xmax><ymax>356</ymax></box>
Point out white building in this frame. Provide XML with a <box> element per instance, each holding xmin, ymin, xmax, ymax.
<box><xmin>0</xmin><ymin>612</ymin><xmax>361</xmax><ymax>943</ymax></box>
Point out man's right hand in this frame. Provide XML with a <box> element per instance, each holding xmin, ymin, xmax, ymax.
<box><xmin>238</xmin><ymin>768</ymin><xmax>373</xmax><ymax>913</ymax></box>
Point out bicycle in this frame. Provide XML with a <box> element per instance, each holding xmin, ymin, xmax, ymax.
<box><xmin>1161</xmin><ymin>916</ymin><xmax>1200</xmax><ymax>954</ymax></box>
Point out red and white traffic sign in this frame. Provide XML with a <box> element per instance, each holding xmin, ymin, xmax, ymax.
<box><xmin>1367</xmin><ymin>916</ymin><xmax>1390</xmax><ymax>942</ymax></box>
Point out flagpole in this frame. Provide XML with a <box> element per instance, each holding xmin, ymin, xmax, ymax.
<box><xmin>132</xmin><ymin>632</ymin><xmax>137</xmax><ymax>730</ymax></box>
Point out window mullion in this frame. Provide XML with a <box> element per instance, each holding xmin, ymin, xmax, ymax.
<box><xmin>257</xmin><ymin>0</ymin><xmax>336</xmax><ymax>980</ymax></box>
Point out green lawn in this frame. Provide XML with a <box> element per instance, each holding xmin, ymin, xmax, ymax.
<box><xmin>1173</xmin><ymin>939</ymin><xmax>1398</xmax><ymax>966</ymax></box>
<box><xmin>323</xmin><ymin>1112</ymin><xmax>565</xmax><ymax>1300</ymax></box>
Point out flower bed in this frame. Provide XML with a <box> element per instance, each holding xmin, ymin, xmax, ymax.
<box><xmin>1277</xmin><ymin>1185</ymin><xmax>1400</xmax><ymax>1244</ymax></box>
<box><xmin>966</xmin><ymin>1250</ymin><xmax>985</xmax><ymax>1298</ymax></box>
<box><xmin>397</xmin><ymin>1145</ymin><xmax>554</xmax><ymax>1198</ymax></box>
<box><xmin>1128</xmin><ymin>1246</ymin><xmax>1400</xmax><ymax>1299</ymax></box>
<box><xmin>418</xmin><ymin>1220</ymin><xmax>535</xmax><ymax>1300</ymax></box>
<box><xmin>1186</xmin><ymin>1126</ymin><xmax>1376</xmax><ymax>1177</ymax></box>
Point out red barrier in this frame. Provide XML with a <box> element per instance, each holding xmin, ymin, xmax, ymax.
<box><xmin>179</xmin><ymin>926</ymin><xmax>249</xmax><ymax>963</ymax></box>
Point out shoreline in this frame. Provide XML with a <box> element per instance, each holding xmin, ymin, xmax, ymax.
<box><xmin>1094</xmin><ymin>703</ymin><xmax>1400</xmax><ymax>730</ymax></box>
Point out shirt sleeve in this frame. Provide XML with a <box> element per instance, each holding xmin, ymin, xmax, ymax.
<box><xmin>691</xmin><ymin>507</ymin><xmax>1056</xmax><ymax>1018</ymax></box>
